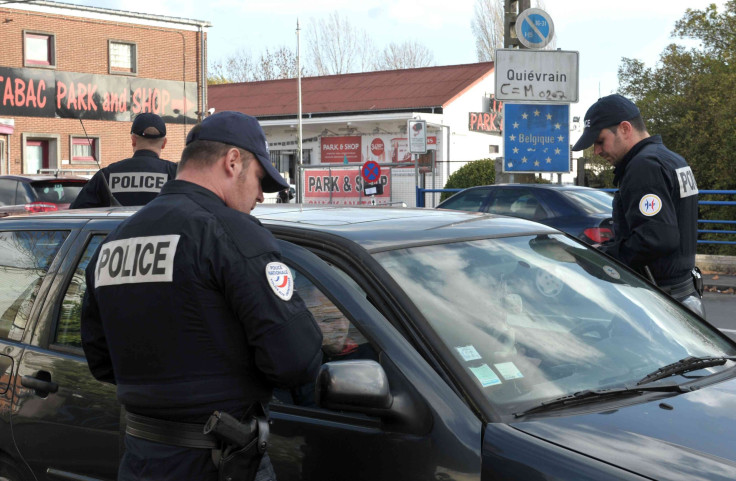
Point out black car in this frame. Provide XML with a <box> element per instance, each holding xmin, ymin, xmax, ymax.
<box><xmin>0</xmin><ymin>205</ymin><xmax>734</xmax><ymax>481</ymax></box>
<box><xmin>0</xmin><ymin>174</ymin><xmax>88</xmax><ymax>217</ymax></box>
<box><xmin>437</xmin><ymin>184</ymin><xmax>614</xmax><ymax>244</ymax></box>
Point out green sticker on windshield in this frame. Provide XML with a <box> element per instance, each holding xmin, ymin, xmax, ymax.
<box><xmin>495</xmin><ymin>361</ymin><xmax>524</xmax><ymax>380</ymax></box>
<box><xmin>469</xmin><ymin>364</ymin><xmax>502</xmax><ymax>387</ymax></box>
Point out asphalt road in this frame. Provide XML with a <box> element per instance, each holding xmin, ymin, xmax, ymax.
<box><xmin>703</xmin><ymin>292</ymin><xmax>736</xmax><ymax>342</ymax></box>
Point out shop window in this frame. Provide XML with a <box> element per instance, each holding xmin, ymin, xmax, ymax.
<box><xmin>24</xmin><ymin>31</ymin><xmax>55</xmax><ymax>67</ymax></box>
<box><xmin>109</xmin><ymin>41</ymin><xmax>137</xmax><ymax>75</ymax></box>
<box><xmin>71</xmin><ymin>136</ymin><xmax>99</xmax><ymax>163</ymax></box>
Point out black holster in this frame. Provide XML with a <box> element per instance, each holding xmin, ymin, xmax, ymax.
<box><xmin>692</xmin><ymin>266</ymin><xmax>704</xmax><ymax>297</ymax></box>
<box><xmin>204</xmin><ymin>406</ymin><xmax>269</xmax><ymax>481</ymax></box>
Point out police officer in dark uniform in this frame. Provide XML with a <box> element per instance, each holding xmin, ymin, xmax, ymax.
<box><xmin>81</xmin><ymin>111</ymin><xmax>324</xmax><ymax>480</ymax></box>
<box><xmin>70</xmin><ymin>112</ymin><xmax>177</xmax><ymax>208</ymax></box>
<box><xmin>572</xmin><ymin>94</ymin><xmax>705</xmax><ymax>317</ymax></box>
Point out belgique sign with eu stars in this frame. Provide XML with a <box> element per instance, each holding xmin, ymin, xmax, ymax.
<box><xmin>503</xmin><ymin>104</ymin><xmax>570</xmax><ymax>173</ymax></box>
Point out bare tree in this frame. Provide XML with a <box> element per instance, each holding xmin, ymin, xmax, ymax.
<box><xmin>209</xmin><ymin>47</ymin><xmax>307</xmax><ymax>84</ymax></box>
<box><xmin>471</xmin><ymin>0</ymin><xmax>504</xmax><ymax>62</ymax></box>
<box><xmin>307</xmin><ymin>12</ymin><xmax>376</xmax><ymax>75</ymax></box>
<box><xmin>376</xmin><ymin>40</ymin><xmax>435</xmax><ymax>70</ymax></box>
<box><xmin>208</xmin><ymin>49</ymin><xmax>255</xmax><ymax>84</ymax></box>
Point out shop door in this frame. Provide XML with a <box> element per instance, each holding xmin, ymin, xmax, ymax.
<box><xmin>25</xmin><ymin>140</ymin><xmax>49</xmax><ymax>174</ymax></box>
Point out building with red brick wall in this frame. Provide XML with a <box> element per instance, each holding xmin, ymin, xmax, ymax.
<box><xmin>0</xmin><ymin>1</ymin><xmax>210</xmax><ymax>175</ymax></box>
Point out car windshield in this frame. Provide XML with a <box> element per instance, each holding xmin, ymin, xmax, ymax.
<box><xmin>561</xmin><ymin>189</ymin><xmax>613</xmax><ymax>214</ymax></box>
<box><xmin>373</xmin><ymin>234</ymin><xmax>736</xmax><ymax>415</ymax></box>
<box><xmin>30</xmin><ymin>181</ymin><xmax>85</xmax><ymax>204</ymax></box>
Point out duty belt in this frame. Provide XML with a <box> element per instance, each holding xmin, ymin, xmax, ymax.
<box><xmin>659</xmin><ymin>277</ymin><xmax>696</xmax><ymax>299</ymax></box>
<box><xmin>125</xmin><ymin>412</ymin><xmax>219</xmax><ymax>449</ymax></box>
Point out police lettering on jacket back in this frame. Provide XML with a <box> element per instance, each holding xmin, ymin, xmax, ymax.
<box><xmin>109</xmin><ymin>172</ymin><xmax>169</xmax><ymax>193</ymax></box>
<box><xmin>96</xmin><ymin>235</ymin><xmax>179</xmax><ymax>287</ymax></box>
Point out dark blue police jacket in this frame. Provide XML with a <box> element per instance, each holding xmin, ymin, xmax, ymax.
<box><xmin>80</xmin><ymin>180</ymin><xmax>324</xmax><ymax>422</ymax></box>
<box><xmin>600</xmin><ymin>135</ymin><xmax>699</xmax><ymax>286</ymax></box>
<box><xmin>70</xmin><ymin>150</ymin><xmax>178</xmax><ymax>208</ymax></box>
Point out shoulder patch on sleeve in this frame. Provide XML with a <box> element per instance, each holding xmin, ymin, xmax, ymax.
<box><xmin>639</xmin><ymin>193</ymin><xmax>662</xmax><ymax>216</ymax></box>
<box><xmin>266</xmin><ymin>262</ymin><xmax>294</xmax><ymax>301</ymax></box>
<box><xmin>675</xmin><ymin>166</ymin><xmax>698</xmax><ymax>198</ymax></box>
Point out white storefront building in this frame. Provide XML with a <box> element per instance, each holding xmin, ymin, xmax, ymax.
<box><xmin>208</xmin><ymin>62</ymin><xmax>505</xmax><ymax>207</ymax></box>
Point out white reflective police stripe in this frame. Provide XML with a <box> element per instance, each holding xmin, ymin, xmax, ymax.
<box><xmin>109</xmin><ymin>172</ymin><xmax>168</xmax><ymax>193</ymax></box>
<box><xmin>96</xmin><ymin>235</ymin><xmax>180</xmax><ymax>287</ymax></box>
<box><xmin>675</xmin><ymin>166</ymin><xmax>698</xmax><ymax>198</ymax></box>
<box><xmin>265</xmin><ymin>262</ymin><xmax>293</xmax><ymax>301</ymax></box>
<box><xmin>639</xmin><ymin>194</ymin><xmax>662</xmax><ymax>216</ymax></box>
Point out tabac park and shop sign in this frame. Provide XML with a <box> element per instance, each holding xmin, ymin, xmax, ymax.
<box><xmin>0</xmin><ymin>66</ymin><xmax>198</xmax><ymax>123</ymax></box>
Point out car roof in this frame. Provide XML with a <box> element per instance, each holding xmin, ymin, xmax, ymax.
<box><xmin>0</xmin><ymin>174</ymin><xmax>89</xmax><ymax>182</ymax></box>
<box><xmin>464</xmin><ymin>183</ymin><xmax>601</xmax><ymax>191</ymax></box>
<box><xmin>7</xmin><ymin>204</ymin><xmax>560</xmax><ymax>252</ymax></box>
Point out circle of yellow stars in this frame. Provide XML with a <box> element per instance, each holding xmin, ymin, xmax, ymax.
<box><xmin>506</xmin><ymin>108</ymin><xmax>566</xmax><ymax>169</ymax></box>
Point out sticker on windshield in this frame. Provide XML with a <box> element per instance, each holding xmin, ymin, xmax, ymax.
<box><xmin>603</xmin><ymin>265</ymin><xmax>621</xmax><ymax>279</ymax></box>
<box><xmin>469</xmin><ymin>364</ymin><xmax>502</xmax><ymax>387</ymax></box>
<box><xmin>639</xmin><ymin>194</ymin><xmax>662</xmax><ymax>216</ymax></box>
<box><xmin>456</xmin><ymin>345</ymin><xmax>482</xmax><ymax>362</ymax></box>
<box><xmin>265</xmin><ymin>262</ymin><xmax>293</xmax><ymax>301</ymax></box>
<box><xmin>494</xmin><ymin>362</ymin><xmax>524</xmax><ymax>380</ymax></box>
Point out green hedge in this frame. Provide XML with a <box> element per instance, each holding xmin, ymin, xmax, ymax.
<box><xmin>441</xmin><ymin>159</ymin><xmax>495</xmax><ymax>202</ymax></box>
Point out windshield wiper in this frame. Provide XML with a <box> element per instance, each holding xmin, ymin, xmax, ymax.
<box><xmin>636</xmin><ymin>356</ymin><xmax>736</xmax><ymax>386</ymax></box>
<box><xmin>514</xmin><ymin>383</ymin><xmax>685</xmax><ymax>418</ymax></box>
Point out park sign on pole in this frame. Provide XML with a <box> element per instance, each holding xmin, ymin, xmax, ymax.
<box><xmin>408</xmin><ymin>119</ymin><xmax>427</xmax><ymax>154</ymax></box>
<box><xmin>494</xmin><ymin>49</ymin><xmax>579</xmax><ymax>103</ymax></box>
<box><xmin>503</xmin><ymin>103</ymin><xmax>570</xmax><ymax>174</ymax></box>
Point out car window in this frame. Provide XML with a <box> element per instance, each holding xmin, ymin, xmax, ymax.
<box><xmin>438</xmin><ymin>188</ymin><xmax>491</xmax><ymax>212</ymax></box>
<box><xmin>31</xmin><ymin>181</ymin><xmax>86</xmax><ymax>204</ymax></box>
<box><xmin>0</xmin><ymin>230</ymin><xmax>68</xmax><ymax>341</ymax></box>
<box><xmin>373</xmin><ymin>234</ymin><xmax>736</xmax><ymax>416</ymax></box>
<box><xmin>0</xmin><ymin>179</ymin><xmax>16</xmax><ymax>206</ymax></box>
<box><xmin>561</xmin><ymin>189</ymin><xmax>613</xmax><ymax>215</ymax></box>
<box><xmin>273</xmin><ymin>263</ymin><xmax>376</xmax><ymax>407</ymax></box>
<box><xmin>488</xmin><ymin>189</ymin><xmax>546</xmax><ymax>220</ymax></box>
<box><xmin>54</xmin><ymin>235</ymin><xmax>105</xmax><ymax>349</ymax></box>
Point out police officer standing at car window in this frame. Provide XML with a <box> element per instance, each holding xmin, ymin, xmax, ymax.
<box><xmin>572</xmin><ymin>94</ymin><xmax>705</xmax><ymax>317</ymax></box>
<box><xmin>80</xmin><ymin>111</ymin><xmax>324</xmax><ymax>481</ymax></box>
<box><xmin>70</xmin><ymin>112</ymin><xmax>177</xmax><ymax>208</ymax></box>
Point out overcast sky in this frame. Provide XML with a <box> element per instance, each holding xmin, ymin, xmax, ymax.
<box><xmin>61</xmin><ymin>0</ymin><xmax>726</xmax><ymax>140</ymax></box>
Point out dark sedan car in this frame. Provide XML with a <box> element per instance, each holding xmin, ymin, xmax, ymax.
<box><xmin>0</xmin><ymin>174</ymin><xmax>87</xmax><ymax>217</ymax></box>
<box><xmin>0</xmin><ymin>205</ymin><xmax>734</xmax><ymax>481</ymax></box>
<box><xmin>437</xmin><ymin>184</ymin><xmax>614</xmax><ymax>244</ymax></box>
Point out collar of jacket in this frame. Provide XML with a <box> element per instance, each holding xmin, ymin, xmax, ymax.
<box><xmin>159</xmin><ymin>179</ymin><xmax>225</xmax><ymax>205</ymax></box>
<box><xmin>132</xmin><ymin>149</ymin><xmax>160</xmax><ymax>159</ymax></box>
<box><xmin>612</xmin><ymin>134</ymin><xmax>662</xmax><ymax>187</ymax></box>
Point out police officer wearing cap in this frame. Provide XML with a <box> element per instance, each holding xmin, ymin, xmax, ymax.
<box><xmin>572</xmin><ymin>94</ymin><xmax>705</xmax><ymax>317</ymax></box>
<box><xmin>70</xmin><ymin>112</ymin><xmax>177</xmax><ymax>208</ymax></box>
<box><xmin>81</xmin><ymin>111</ymin><xmax>323</xmax><ymax>480</ymax></box>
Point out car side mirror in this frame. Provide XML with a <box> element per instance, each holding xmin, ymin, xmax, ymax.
<box><xmin>316</xmin><ymin>360</ymin><xmax>392</xmax><ymax>411</ymax></box>
<box><xmin>315</xmin><ymin>359</ymin><xmax>431</xmax><ymax>434</ymax></box>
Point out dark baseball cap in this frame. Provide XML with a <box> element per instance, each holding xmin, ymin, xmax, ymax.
<box><xmin>571</xmin><ymin>94</ymin><xmax>641</xmax><ymax>151</ymax></box>
<box><xmin>131</xmin><ymin>113</ymin><xmax>166</xmax><ymax>138</ymax></box>
<box><xmin>186</xmin><ymin>111</ymin><xmax>288</xmax><ymax>193</ymax></box>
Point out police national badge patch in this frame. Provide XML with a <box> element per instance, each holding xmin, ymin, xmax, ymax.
<box><xmin>639</xmin><ymin>194</ymin><xmax>662</xmax><ymax>217</ymax></box>
<box><xmin>266</xmin><ymin>262</ymin><xmax>293</xmax><ymax>301</ymax></box>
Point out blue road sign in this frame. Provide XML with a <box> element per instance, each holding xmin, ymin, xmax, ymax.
<box><xmin>361</xmin><ymin>161</ymin><xmax>381</xmax><ymax>183</ymax></box>
<box><xmin>516</xmin><ymin>8</ymin><xmax>555</xmax><ymax>49</ymax></box>
<box><xmin>503</xmin><ymin>103</ymin><xmax>570</xmax><ymax>173</ymax></box>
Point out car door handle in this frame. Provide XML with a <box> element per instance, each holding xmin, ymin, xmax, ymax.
<box><xmin>21</xmin><ymin>374</ymin><xmax>59</xmax><ymax>394</ymax></box>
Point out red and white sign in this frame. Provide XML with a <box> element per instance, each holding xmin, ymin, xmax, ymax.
<box><xmin>304</xmin><ymin>169</ymin><xmax>391</xmax><ymax>205</ymax></box>
<box><xmin>321</xmin><ymin>136</ymin><xmax>362</xmax><ymax>163</ymax></box>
